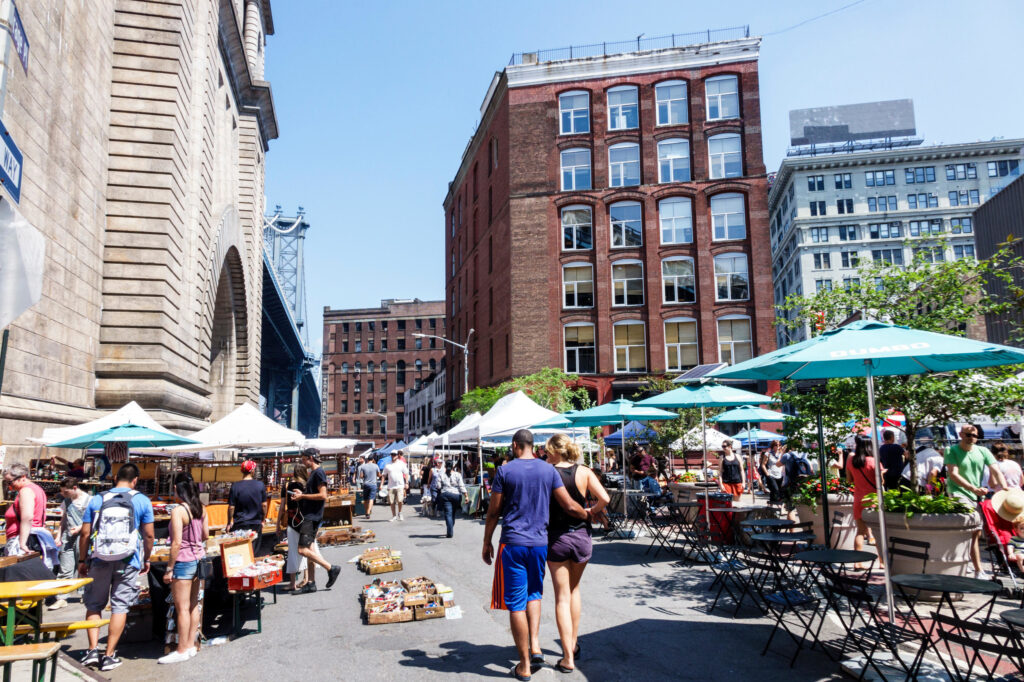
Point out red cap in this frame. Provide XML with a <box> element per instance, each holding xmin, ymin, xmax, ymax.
<box><xmin>241</xmin><ymin>460</ymin><xmax>256</xmax><ymax>474</ymax></box>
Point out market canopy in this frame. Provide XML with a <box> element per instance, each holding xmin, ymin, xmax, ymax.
<box><xmin>429</xmin><ymin>412</ymin><xmax>481</xmax><ymax>446</ymax></box>
<box><xmin>49</xmin><ymin>424</ymin><xmax>200</xmax><ymax>450</ymax></box>
<box><xmin>710</xmin><ymin>405</ymin><xmax>789</xmax><ymax>424</ymax></box>
<box><xmin>603</xmin><ymin>420</ymin><xmax>658</xmax><ymax>446</ymax></box>
<box><xmin>445</xmin><ymin>392</ymin><xmax>560</xmax><ymax>443</ymax></box>
<box><xmin>673</xmin><ymin>427</ymin><xmax>741</xmax><ymax>451</ymax></box>
<box><xmin>137</xmin><ymin>403</ymin><xmax>305</xmax><ymax>453</ymax></box>
<box><xmin>733</xmin><ymin>428</ymin><xmax>785</xmax><ymax>447</ymax></box>
<box><xmin>637</xmin><ymin>383</ymin><xmax>774</xmax><ymax>410</ymax></box>
<box><xmin>568</xmin><ymin>399</ymin><xmax>676</xmax><ymax>427</ymax></box>
<box><xmin>29</xmin><ymin>400</ymin><xmax>180</xmax><ymax>446</ymax></box>
<box><xmin>404</xmin><ymin>433</ymin><xmax>438</xmax><ymax>456</ymax></box>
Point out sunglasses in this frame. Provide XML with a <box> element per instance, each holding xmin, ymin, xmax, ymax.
<box><xmin>964</xmin><ymin>433</ymin><xmax>978</xmax><ymax>438</ymax></box>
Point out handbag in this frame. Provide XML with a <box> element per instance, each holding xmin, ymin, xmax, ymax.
<box><xmin>197</xmin><ymin>556</ymin><xmax>214</xmax><ymax>580</ymax></box>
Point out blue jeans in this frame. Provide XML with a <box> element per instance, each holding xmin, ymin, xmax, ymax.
<box><xmin>440</xmin><ymin>491</ymin><xmax>462</xmax><ymax>537</ymax></box>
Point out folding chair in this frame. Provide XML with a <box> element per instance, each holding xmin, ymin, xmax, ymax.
<box><xmin>643</xmin><ymin>504</ymin><xmax>683</xmax><ymax>559</ymax></box>
<box><xmin>830</xmin><ymin>510</ymin><xmax>845</xmax><ymax>549</ymax></box>
<box><xmin>704</xmin><ymin>539</ymin><xmax>764</xmax><ymax>617</ymax></box>
<box><xmin>887</xmin><ymin>536</ymin><xmax>930</xmax><ymax>572</ymax></box>
<box><xmin>743</xmin><ymin>549</ymin><xmax>823</xmax><ymax>667</ymax></box>
<box><xmin>932</xmin><ymin>610</ymin><xmax>1024</xmax><ymax>681</ymax></box>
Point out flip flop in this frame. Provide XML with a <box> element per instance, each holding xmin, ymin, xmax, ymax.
<box><xmin>573</xmin><ymin>643</ymin><xmax>581</xmax><ymax>661</ymax></box>
<box><xmin>510</xmin><ymin>665</ymin><xmax>531</xmax><ymax>681</ymax></box>
<box><xmin>530</xmin><ymin>653</ymin><xmax>545</xmax><ymax>668</ymax></box>
<box><xmin>555</xmin><ymin>659</ymin><xmax>575</xmax><ymax>673</ymax></box>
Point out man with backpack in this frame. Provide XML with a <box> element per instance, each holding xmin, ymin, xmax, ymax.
<box><xmin>77</xmin><ymin>463</ymin><xmax>155</xmax><ymax>672</ymax></box>
<box><xmin>780</xmin><ymin>441</ymin><xmax>814</xmax><ymax>513</ymax></box>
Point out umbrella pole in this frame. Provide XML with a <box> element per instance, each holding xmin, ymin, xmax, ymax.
<box><xmin>621</xmin><ymin>419</ymin><xmax>627</xmax><ymax>519</ymax></box>
<box><xmin>702</xmin><ymin>406</ymin><xmax>710</xmax><ymax>530</ymax></box>
<box><xmin>817</xmin><ymin>407</ymin><xmax>831</xmax><ymax>548</ymax></box>
<box><xmin>748</xmin><ymin>421</ymin><xmax>755</xmax><ymax>507</ymax></box>
<box><xmin>866</xmin><ymin>362</ymin><xmax>895</xmax><ymax>623</ymax></box>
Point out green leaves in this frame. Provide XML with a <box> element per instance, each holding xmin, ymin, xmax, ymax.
<box><xmin>862</xmin><ymin>488</ymin><xmax>974</xmax><ymax>517</ymax></box>
<box><xmin>450</xmin><ymin>367</ymin><xmax>593</xmax><ymax>423</ymax></box>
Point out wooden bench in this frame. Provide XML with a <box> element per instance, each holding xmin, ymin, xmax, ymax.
<box><xmin>1</xmin><ymin>618</ymin><xmax>109</xmax><ymax>642</ymax></box>
<box><xmin>0</xmin><ymin>641</ymin><xmax>60</xmax><ymax>682</ymax></box>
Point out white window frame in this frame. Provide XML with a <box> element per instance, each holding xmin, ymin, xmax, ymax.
<box><xmin>662</xmin><ymin>257</ymin><xmax>696</xmax><ymax>304</ymax></box>
<box><xmin>563</xmin><ymin>322</ymin><xmax>596</xmax><ymax>375</ymax></box>
<box><xmin>717</xmin><ymin>314</ymin><xmax>753</xmax><ymax>366</ymax></box>
<box><xmin>659</xmin><ymin>196</ymin><xmax>693</xmax><ymax>244</ymax></box>
<box><xmin>710</xmin><ymin>193</ymin><xmax>747</xmax><ymax>241</ymax></box>
<box><xmin>561</xmin><ymin>262</ymin><xmax>594</xmax><ymax>309</ymax></box>
<box><xmin>657</xmin><ymin>138</ymin><xmax>691</xmax><ymax>183</ymax></box>
<box><xmin>608</xmin><ymin>142</ymin><xmax>640</xmax><ymax>187</ymax></box>
<box><xmin>607</xmin><ymin>85</ymin><xmax>639</xmax><ymax>131</ymax></box>
<box><xmin>613</xmin><ymin>320</ymin><xmax>647</xmax><ymax>374</ymax></box>
<box><xmin>655</xmin><ymin>80</ymin><xmax>688</xmax><ymax>126</ymax></box>
<box><xmin>664</xmin><ymin>317</ymin><xmax>699</xmax><ymax>372</ymax></box>
<box><xmin>714</xmin><ymin>252</ymin><xmax>749</xmax><ymax>302</ymax></box>
<box><xmin>611</xmin><ymin>259</ymin><xmax>644</xmax><ymax>307</ymax></box>
<box><xmin>560</xmin><ymin>148</ymin><xmax>591</xmax><ymax>191</ymax></box>
<box><xmin>558</xmin><ymin>90</ymin><xmax>590</xmax><ymax>135</ymax></box>
<box><xmin>560</xmin><ymin>205</ymin><xmax>593</xmax><ymax>251</ymax></box>
<box><xmin>705</xmin><ymin>75</ymin><xmax>739</xmax><ymax>121</ymax></box>
<box><xmin>609</xmin><ymin>201</ymin><xmax>642</xmax><ymax>248</ymax></box>
<box><xmin>708</xmin><ymin>133</ymin><xmax>742</xmax><ymax>179</ymax></box>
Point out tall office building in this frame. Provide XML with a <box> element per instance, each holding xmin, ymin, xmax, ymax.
<box><xmin>443</xmin><ymin>29</ymin><xmax>776</xmax><ymax>407</ymax></box>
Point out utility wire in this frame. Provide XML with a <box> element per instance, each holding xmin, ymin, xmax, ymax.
<box><xmin>763</xmin><ymin>0</ymin><xmax>870</xmax><ymax>36</ymax></box>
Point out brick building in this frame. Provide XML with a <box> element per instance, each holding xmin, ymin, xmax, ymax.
<box><xmin>321</xmin><ymin>299</ymin><xmax>445</xmax><ymax>445</ymax></box>
<box><xmin>443</xmin><ymin>32</ymin><xmax>775</xmax><ymax>407</ymax></box>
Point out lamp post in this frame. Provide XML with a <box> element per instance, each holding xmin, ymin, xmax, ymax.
<box><xmin>413</xmin><ymin>328</ymin><xmax>473</xmax><ymax>396</ymax></box>
<box><xmin>366</xmin><ymin>410</ymin><xmax>389</xmax><ymax>443</ymax></box>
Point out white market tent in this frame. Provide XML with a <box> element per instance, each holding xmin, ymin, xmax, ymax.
<box><xmin>403</xmin><ymin>433</ymin><xmax>437</xmax><ymax>456</ymax></box>
<box><xmin>137</xmin><ymin>403</ymin><xmax>304</xmax><ymax>453</ymax></box>
<box><xmin>240</xmin><ymin>437</ymin><xmax>359</xmax><ymax>456</ymax></box>
<box><xmin>28</xmin><ymin>400</ymin><xmax>181</xmax><ymax>445</ymax></box>
<box><xmin>429</xmin><ymin>412</ymin><xmax>481</xmax><ymax>447</ymax></box>
<box><xmin>445</xmin><ymin>391</ymin><xmax>560</xmax><ymax>443</ymax></box>
<box><xmin>672</xmin><ymin>427</ymin><xmax>741</xmax><ymax>452</ymax></box>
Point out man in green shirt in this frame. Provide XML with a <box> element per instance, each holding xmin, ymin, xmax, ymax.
<box><xmin>944</xmin><ymin>424</ymin><xmax>1006</xmax><ymax>578</ymax></box>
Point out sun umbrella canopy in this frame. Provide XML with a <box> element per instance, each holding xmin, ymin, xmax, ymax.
<box><xmin>568</xmin><ymin>399</ymin><xmax>676</xmax><ymax>427</ymax></box>
<box><xmin>636</xmin><ymin>383</ymin><xmax>773</xmax><ymax>409</ymax></box>
<box><xmin>672</xmin><ymin>427</ymin><xmax>741</xmax><ymax>451</ymax></box>
<box><xmin>50</xmin><ymin>424</ymin><xmax>199</xmax><ymax>449</ymax></box>
<box><xmin>603</xmin><ymin>420</ymin><xmax>658</xmax><ymax>446</ymax></box>
<box><xmin>711</xmin><ymin>405</ymin><xmax>790</xmax><ymax>424</ymax></box>
<box><xmin>531</xmin><ymin>411</ymin><xmax>578</xmax><ymax>429</ymax></box>
<box><xmin>29</xmin><ymin>401</ymin><xmax>180</xmax><ymax>446</ymax></box>
<box><xmin>709</xmin><ymin>319</ymin><xmax>1024</xmax><ymax>381</ymax></box>
<box><xmin>733</xmin><ymin>428</ymin><xmax>786</xmax><ymax>446</ymax></box>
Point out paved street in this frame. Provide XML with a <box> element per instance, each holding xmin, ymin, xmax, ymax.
<box><xmin>47</xmin><ymin>495</ymin><xmax>846</xmax><ymax>682</ymax></box>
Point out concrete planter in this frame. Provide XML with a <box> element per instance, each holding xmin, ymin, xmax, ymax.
<box><xmin>667</xmin><ymin>481</ymin><xmax>716</xmax><ymax>502</ymax></box>
<box><xmin>862</xmin><ymin>509</ymin><xmax>980</xmax><ymax>577</ymax></box>
<box><xmin>795</xmin><ymin>494</ymin><xmax>857</xmax><ymax>550</ymax></box>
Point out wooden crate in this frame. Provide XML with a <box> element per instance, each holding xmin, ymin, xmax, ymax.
<box><xmin>402</xmin><ymin>592</ymin><xmax>428</xmax><ymax>608</ymax></box>
<box><xmin>363</xmin><ymin>596</ymin><xmax>403</xmax><ymax>614</ymax></box>
<box><xmin>414</xmin><ymin>603</ymin><xmax>446</xmax><ymax>621</ymax></box>
<box><xmin>366</xmin><ymin>606</ymin><xmax>413</xmax><ymax>625</ymax></box>
<box><xmin>365</xmin><ymin>559</ymin><xmax>402</xmax><ymax>575</ymax></box>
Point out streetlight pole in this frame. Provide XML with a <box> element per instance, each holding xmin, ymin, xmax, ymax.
<box><xmin>366</xmin><ymin>410</ymin><xmax>388</xmax><ymax>442</ymax></box>
<box><xmin>413</xmin><ymin>328</ymin><xmax>474</xmax><ymax>396</ymax></box>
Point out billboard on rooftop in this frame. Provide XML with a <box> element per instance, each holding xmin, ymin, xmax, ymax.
<box><xmin>789</xmin><ymin>99</ymin><xmax>916</xmax><ymax>146</ymax></box>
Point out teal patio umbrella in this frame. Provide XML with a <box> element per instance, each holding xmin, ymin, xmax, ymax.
<box><xmin>567</xmin><ymin>400</ymin><xmax>676</xmax><ymax>524</ymax></box>
<box><xmin>50</xmin><ymin>423</ymin><xmax>200</xmax><ymax>451</ymax></box>
<box><xmin>709</xmin><ymin>319</ymin><xmax>1024</xmax><ymax>622</ymax></box>
<box><xmin>712</xmin><ymin>405</ymin><xmax>790</xmax><ymax>506</ymax></box>
<box><xmin>530</xmin><ymin>411</ymin><xmax>578</xmax><ymax>429</ymax></box>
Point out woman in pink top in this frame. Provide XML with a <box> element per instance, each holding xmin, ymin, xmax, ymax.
<box><xmin>160</xmin><ymin>473</ymin><xmax>207</xmax><ymax>665</ymax></box>
<box><xmin>846</xmin><ymin>435</ymin><xmax>884</xmax><ymax>569</ymax></box>
<box><xmin>3</xmin><ymin>463</ymin><xmax>48</xmax><ymax>556</ymax></box>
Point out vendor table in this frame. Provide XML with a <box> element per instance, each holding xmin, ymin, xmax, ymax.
<box><xmin>0</xmin><ymin>579</ymin><xmax>92</xmax><ymax>646</ymax></box>
<box><xmin>890</xmin><ymin>573</ymin><xmax>1001</xmax><ymax>679</ymax></box>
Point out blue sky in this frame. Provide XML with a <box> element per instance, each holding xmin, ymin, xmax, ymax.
<box><xmin>264</xmin><ymin>0</ymin><xmax>1024</xmax><ymax>353</ymax></box>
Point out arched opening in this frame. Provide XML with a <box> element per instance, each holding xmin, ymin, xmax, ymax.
<box><xmin>209</xmin><ymin>248</ymin><xmax>248</xmax><ymax>420</ymax></box>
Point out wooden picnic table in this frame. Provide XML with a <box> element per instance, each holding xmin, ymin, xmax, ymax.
<box><xmin>0</xmin><ymin>578</ymin><xmax>92</xmax><ymax>647</ymax></box>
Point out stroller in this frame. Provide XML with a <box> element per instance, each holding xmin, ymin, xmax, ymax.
<box><xmin>978</xmin><ymin>497</ymin><xmax>1023</xmax><ymax>599</ymax></box>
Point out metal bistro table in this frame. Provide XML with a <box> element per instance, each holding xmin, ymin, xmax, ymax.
<box><xmin>741</xmin><ymin>517</ymin><xmax>793</xmax><ymax>530</ymax></box>
<box><xmin>708</xmin><ymin>506</ymin><xmax>757</xmax><ymax>545</ymax></box>
<box><xmin>750</xmin><ymin>531</ymin><xmax>817</xmax><ymax>580</ymax></box>
<box><xmin>794</xmin><ymin>549</ymin><xmax>877</xmax><ymax>664</ymax></box>
<box><xmin>999</xmin><ymin>609</ymin><xmax>1024</xmax><ymax>671</ymax></box>
<box><xmin>890</xmin><ymin>573</ymin><xmax>1002</xmax><ymax>679</ymax></box>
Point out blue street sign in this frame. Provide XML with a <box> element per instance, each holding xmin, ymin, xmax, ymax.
<box><xmin>8</xmin><ymin>1</ymin><xmax>28</xmax><ymax>74</ymax></box>
<box><xmin>0</xmin><ymin>118</ymin><xmax>23</xmax><ymax>203</ymax></box>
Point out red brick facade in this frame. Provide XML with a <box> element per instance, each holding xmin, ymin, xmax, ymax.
<box><xmin>444</xmin><ymin>42</ymin><xmax>776</xmax><ymax>407</ymax></box>
<box><xmin>321</xmin><ymin>299</ymin><xmax>445</xmax><ymax>446</ymax></box>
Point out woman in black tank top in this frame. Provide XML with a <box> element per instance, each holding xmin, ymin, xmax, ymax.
<box><xmin>544</xmin><ymin>434</ymin><xmax>611</xmax><ymax>673</ymax></box>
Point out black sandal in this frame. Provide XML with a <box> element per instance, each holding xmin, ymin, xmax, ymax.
<box><xmin>510</xmin><ymin>664</ymin><xmax>531</xmax><ymax>681</ymax></box>
<box><xmin>530</xmin><ymin>653</ymin><xmax>544</xmax><ymax>668</ymax></box>
<box><xmin>555</xmin><ymin>659</ymin><xmax>574</xmax><ymax>673</ymax></box>
<box><xmin>573</xmin><ymin>643</ymin><xmax>581</xmax><ymax>661</ymax></box>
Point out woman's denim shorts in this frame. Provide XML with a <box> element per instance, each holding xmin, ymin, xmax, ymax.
<box><xmin>172</xmin><ymin>559</ymin><xmax>198</xmax><ymax>580</ymax></box>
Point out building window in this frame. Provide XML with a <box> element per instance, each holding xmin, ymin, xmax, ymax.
<box><xmin>834</xmin><ymin>173</ymin><xmax>852</xmax><ymax>189</ymax></box>
<box><xmin>340</xmin><ymin>400</ymin><xmax>348</xmax><ymax>413</ymax></box>
<box><xmin>815</xmin><ymin>279</ymin><xmax>833</xmax><ymax>292</ymax></box>
<box><xmin>608</xmin><ymin>143</ymin><xmax>640</xmax><ymax>187</ymax></box>
<box><xmin>397</xmin><ymin>338</ymin><xmax>405</xmax><ymax>350</ymax></box>
<box><xmin>865</xmin><ymin>170</ymin><xmax>896</xmax><ymax>186</ymax></box>
<box><xmin>353</xmin><ymin>421</ymin><xmax>360</xmax><ymax>435</ymax></box>
<box><xmin>381</xmin><ymin>339</ymin><xmax>388</xmax><ymax>351</ymax></box>
<box><xmin>664</xmin><ymin>318</ymin><xmax>698</xmax><ymax>371</ymax></box>
<box><xmin>397</xmin><ymin>320</ymin><xmax>406</xmax><ymax>331</ymax></box>
<box><xmin>905</xmin><ymin>166</ymin><xmax>936</xmax><ymax>183</ymax></box>
<box><xmin>714</xmin><ymin>253</ymin><xmax>749</xmax><ymax>301</ymax></box>
<box><xmin>341</xmin><ymin>362</ymin><xmax>348</xmax><ymax>373</ymax></box>
<box><xmin>607</xmin><ymin>85</ymin><xmax>638</xmax><ymax>130</ymax></box>
<box><xmin>717</xmin><ymin>316</ymin><xmax>752</xmax><ymax>365</ymax></box>
<box><xmin>609</xmin><ymin>201</ymin><xmax>642</xmax><ymax>247</ymax></box>
<box><xmin>810</xmin><ymin>227</ymin><xmax>828</xmax><ymax>243</ymax></box>
<box><xmin>655</xmin><ymin>80</ymin><xmax>687</xmax><ymax>125</ymax></box>
<box><xmin>842</xmin><ymin>277</ymin><xmax>860</xmax><ymax>289</ymax></box>
<box><xmin>867</xmin><ymin>196</ymin><xmax>897</xmax><ymax>212</ymax></box>
<box><xmin>657</xmin><ymin>139</ymin><xmax>691</xmax><ymax>182</ymax></box>
<box><xmin>953</xmin><ymin>244</ymin><xmax>975</xmax><ymax>260</ymax></box>
<box><xmin>396</xmin><ymin>360</ymin><xmax>406</xmax><ymax>385</ymax></box>
<box><xmin>948</xmin><ymin>190</ymin><xmax>980</xmax><ymax>207</ymax></box>
<box><xmin>491</xmin><ymin>137</ymin><xmax>499</xmax><ymax>171</ymax></box>
<box><xmin>840</xmin><ymin>251</ymin><xmax>860</xmax><ymax>268</ymax></box>
<box><xmin>659</xmin><ymin>197</ymin><xmax>693</xmax><ymax>244</ymax></box>
<box><xmin>708</xmin><ymin>133</ymin><xmax>742</xmax><ymax>179</ymax></box>
<box><xmin>872</xmin><ymin>248</ymin><xmax>904</xmax><ymax>265</ymax></box>
<box><xmin>561</xmin><ymin>206</ymin><xmax>592</xmax><ymax>250</ymax></box>
<box><xmin>415</xmin><ymin>359</ymin><xmax>423</xmax><ymax>372</ymax></box>
<box><xmin>946</xmin><ymin>163</ymin><xmax>977</xmax><ymax>180</ymax></box>
<box><xmin>564</xmin><ymin>324</ymin><xmax>595</xmax><ymax>374</ymax></box>
<box><xmin>339</xmin><ymin>421</ymin><xmax>347</xmax><ymax>435</ymax></box>
<box><xmin>988</xmin><ymin>159</ymin><xmax>1020</xmax><ymax>177</ymax></box>
<box><xmin>908</xmin><ymin>219</ymin><xmax>943</xmax><ymax>237</ymax></box>
<box><xmin>560</xmin><ymin>148</ymin><xmax>591</xmax><ymax>191</ymax></box>
<box><xmin>662</xmin><ymin>258</ymin><xmax>695</xmax><ymax>304</ymax></box>
<box><xmin>869</xmin><ymin>222</ymin><xmax>902</xmax><ymax>239</ymax></box>
<box><xmin>710</xmin><ymin>193</ymin><xmax>746</xmax><ymax>240</ymax></box>
<box><xmin>562</xmin><ymin>263</ymin><xmax>594</xmax><ymax>308</ymax></box>
<box><xmin>813</xmin><ymin>252</ymin><xmax>831</xmax><ymax>270</ymax></box>
<box><xmin>414</xmin><ymin>338</ymin><xmax>422</xmax><ymax>350</ymax></box>
<box><xmin>807</xmin><ymin>175</ymin><xmax>824</xmax><ymax>192</ymax></box>
<box><xmin>837</xmin><ymin>225</ymin><xmax>857</xmax><ymax>241</ymax></box>
<box><xmin>705</xmin><ymin>75</ymin><xmax>739</xmax><ymax>120</ymax></box>
<box><xmin>559</xmin><ymin>90</ymin><xmax>590</xmax><ymax>134</ymax></box>
<box><xmin>907</xmin><ymin>193</ymin><xmax>937</xmax><ymax>209</ymax></box>
<box><xmin>613</xmin><ymin>321</ymin><xmax>646</xmax><ymax>373</ymax></box>
<box><xmin>950</xmin><ymin>217</ymin><xmax>972</xmax><ymax>234</ymax></box>
<box><xmin>913</xmin><ymin>247</ymin><xmax>945</xmax><ymax>264</ymax></box>
<box><xmin>429</xmin><ymin>358</ymin><xmax>436</xmax><ymax>371</ymax></box>
<box><xmin>836</xmin><ymin>198</ymin><xmax>853</xmax><ymax>214</ymax></box>
<box><xmin>342</xmin><ymin>340</ymin><xmax>349</xmax><ymax>353</ymax></box>
<box><xmin>809</xmin><ymin>201</ymin><xmax>826</xmax><ymax>216</ymax></box>
<box><xmin>611</xmin><ymin>261</ymin><xmax>644</xmax><ymax>306</ymax></box>
<box><xmin>341</xmin><ymin>381</ymin><xmax>348</xmax><ymax>392</ymax></box>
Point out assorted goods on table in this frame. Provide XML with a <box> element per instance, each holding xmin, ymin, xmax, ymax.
<box><xmin>150</xmin><ymin>529</ymin><xmax>259</xmax><ymax>563</ymax></box>
<box><xmin>358</xmin><ymin>546</ymin><xmax>403</xmax><ymax>575</ymax></box>
<box><xmin>361</xmin><ymin>575</ymin><xmax>456</xmax><ymax>625</ymax></box>
<box><xmin>221</xmin><ymin>538</ymin><xmax>284</xmax><ymax>591</ymax></box>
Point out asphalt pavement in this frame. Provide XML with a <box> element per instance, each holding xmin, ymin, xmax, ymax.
<box><xmin>51</xmin><ymin>495</ymin><xmax>847</xmax><ymax>681</ymax></box>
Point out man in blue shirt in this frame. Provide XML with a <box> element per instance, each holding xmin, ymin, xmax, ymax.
<box><xmin>482</xmin><ymin>430</ymin><xmax>589</xmax><ymax>680</ymax></box>
<box><xmin>77</xmin><ymin>463</ymin><xmax>154</xmax><ymax>672</ymax></box>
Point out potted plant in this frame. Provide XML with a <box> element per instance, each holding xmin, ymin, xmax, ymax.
<box><xmin>792</xmin><ymin>477</ymin><xmax>857</xmax><ymax>549</ymax></box>
<box><xmin>861</xmin><ymin>485</ymin><xmax>979</xmax><ymax>577</ymax></box>
<box><xmin>668</xmin><ymin>471</ymin><xmax>698</xmax><ymax>502</ymax></box>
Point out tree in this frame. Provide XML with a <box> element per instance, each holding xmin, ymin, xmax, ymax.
<box><xmin>450</xmin><ymin>367</ymin><xmax>593</xmax><ymax>423</ymax></box>
<box><xmin>776</xmin><ymin>243</ymin><xmax>1024</xmax><ymax>488</ymax></box>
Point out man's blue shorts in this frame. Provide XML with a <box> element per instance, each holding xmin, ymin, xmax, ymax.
<box><xmin>491</xmin><ymin>544</ymin><xmax>547</xmax><ymax>612</ymax></box>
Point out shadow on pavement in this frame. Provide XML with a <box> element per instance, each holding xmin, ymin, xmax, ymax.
<box><xmin>398</xmin><ymin>641</ymin><xmax>516</xmax><ymax>678</ymax></box>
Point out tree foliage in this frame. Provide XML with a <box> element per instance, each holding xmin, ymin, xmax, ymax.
<box><xmin>451</xmin><ymin>367</ymin><xmax>594</xmax><ymax>423</ymax></box>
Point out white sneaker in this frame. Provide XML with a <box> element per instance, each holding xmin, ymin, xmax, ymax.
<box><xmin>186</xmin><ymin>647</ymin><xmax>197</xmax><ymax>658</ymax></box>
<box><xmin>388</xmin><ymin>516</ymin><xmax>397</xmax><ymax>522</ymax></box>
<box><xmin>398</xmin><ymin>512</ymin><xmax>404</xmax><ymax>521</ymax></box>
<box><xmin>158</xmin><ymin>650</ymin><xmax>191</xmax><ymax>665</ymax></box>
<box><xmin>47</xmin><ymin>598</ymin><xmax>68</xmax><ymax>611</ymax></box>
<box><xmin>974</xmin><ymin>569</ymin><xmax>990</xmax><ymax>580</ymax></box>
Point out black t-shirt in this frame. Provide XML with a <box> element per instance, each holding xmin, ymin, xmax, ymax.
<box><xmin>878</xmin><ymin>443</ymin><xmax>905</xmax><ymax>487</ymax></box>
<box><xmin>300</xmin><ymin>467</ymin><xmax>328</xmax><ymax>521</ymax></box>
<box><xmin>229</xmin><ymin>479</ymin><xmax>268</xmax><ymax>526</ymax></box>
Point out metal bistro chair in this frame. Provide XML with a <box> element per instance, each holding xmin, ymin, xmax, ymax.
<box><xmin>743</xmin><ymin>548</ymin><xmax>823</xmax><ymax>667</ymax></box>
<box><xmin>932</xmin><ymin>609</ymin><xmax>1024</xmax><ymax>681</ymax></box>
<box><xmin>702</xmin><ymin>524</ymin><xmax>763</xmax><ymax>617</ymax></box>
<box><xmin>643</xmin><ymin>502</ymin><xmax>684</xmax><ymax>559</ymax></box>
<box><xmin>887</xmin><ymin>536</ymin><xmax>931</xmax><ymax>572</ymax></box>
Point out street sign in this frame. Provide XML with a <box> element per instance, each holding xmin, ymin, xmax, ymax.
<box><xmin>0</xmin><ymin>117</ymin><xmax>21</xmax><ymax>203</ymax></box>
<box><xmin>7</xmin><ymin>1</ymin><xmax>28</xmax><ymax>74</ymax></box>
<box><xmin>0</xmin><ymin>195</ymin><xmax>44</xmax><ymax>329</ymax></box>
